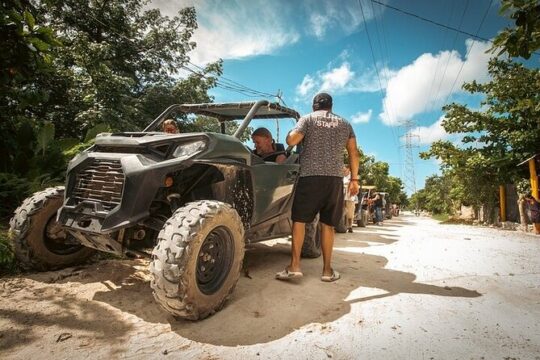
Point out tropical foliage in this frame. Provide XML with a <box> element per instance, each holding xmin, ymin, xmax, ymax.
<box><xmin>490</xmin><ymin>0</ymin><xmax>540</xmax><ymax>59</ymax></box>
<box><xmin>418</xmin><ymin>59</ymin><xmax>538</xmax><ymax>220</ymax></box>
<box><xmin>0</xmin><ymin>1</ymin><xmax>225</xmax><ymax>219</ymax></box>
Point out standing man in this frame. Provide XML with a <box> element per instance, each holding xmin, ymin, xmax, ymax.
<box><xmin>373</xmin><ymin>192</ymin><xmax>383</xmax><ymax>225</ymax></box>
<box><xmin>275</xmin><ymin>92</ymin><xmax>359</xmax><ymax>282</ymax></box>
<box><xmin>525</xmin><ymin>194</ymin><xmax>540</xmax><ymax>235</ymax></box>
<box><xmin>343</xmin><ymin>165</ymin><xmax>357</xmax><ymax>233</ymax></box>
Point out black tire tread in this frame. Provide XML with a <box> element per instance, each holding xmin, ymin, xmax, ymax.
<box><xmin>9</xmin><ymin>186</ymin><xmax>94</xmax><ymax>271</ymax></box>
<box><xmin>150</xmin><ymin>200</ymin><xmax>244</xmax><ymax>320</ymax></box>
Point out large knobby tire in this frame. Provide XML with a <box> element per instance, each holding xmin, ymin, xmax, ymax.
<box><xmin>335</xmin><ymin>215</ymin><xmax>347</xmax><ymax>233</ymax></box>
<box><xmin>150</xmin><ymin>200</ymin><xmax>245</xmax><ymax>320</ymax></box>
<box><xmin>9</xmin><ymin>186</ymin><xmax>95</xmax><ymax>271</ymax></box>
<box><xmin>357</xmin><ymin>209</ymin><xmax>367</xmax><ymax>227</ymax></box>
<box><xmin>301</xmin><ymin>216</ymin><xmax>321</xmax><ymax>258</ymax></box>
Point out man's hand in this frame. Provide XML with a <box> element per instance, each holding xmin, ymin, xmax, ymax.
<box><xmin>348</xmin><ymin>180</ymin><xmax>359</xmax><ymax>196</ymax></box>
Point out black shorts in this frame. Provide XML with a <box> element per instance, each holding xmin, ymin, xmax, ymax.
<box><xmin>291</xmin><ymin>176</ymin><xmax>344</xmax><ymax>227</ymax></box>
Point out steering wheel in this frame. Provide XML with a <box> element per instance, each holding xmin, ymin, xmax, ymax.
<box><xmin>261</xmin><ymin>150</ymin><xmax>287</xmax><ymax>162</ymax></box>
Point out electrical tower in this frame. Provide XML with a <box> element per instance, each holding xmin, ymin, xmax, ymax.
<box><xmin>402</xmin><ymin>120</ymin><xmax>419</xmax><ymax>197</ymax></box>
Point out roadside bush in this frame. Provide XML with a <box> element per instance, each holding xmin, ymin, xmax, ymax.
<box><xmin>0</xmin><ymin>173</ymin><xmax>31</xmax><ymax>218</ymax></box>
<box><xmin>0</xmin><ymin>226</ymin><xmax>17</xmax><ymax>275</ymax></box>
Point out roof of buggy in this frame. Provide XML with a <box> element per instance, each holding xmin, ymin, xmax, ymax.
<box><xmin>175</xmin><ymin>101</ymin><xmax>300</xmax><ymax>121</ymax></box>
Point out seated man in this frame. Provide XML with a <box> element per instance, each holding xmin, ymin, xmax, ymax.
<box><xmin>162</xmin><ymin>119</ymin><xmax>179</xmax><ymax>134</ymax></box>
<box><xmin>251</xmin><ymin>127</ymin><xmax>286</xmax><ymax>163</ymax></box>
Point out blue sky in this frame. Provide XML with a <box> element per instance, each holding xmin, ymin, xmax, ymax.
<box><xmin>151</xmin><ymin>0</ymin><xmax>529</xmax><ymax>193</ymax></box>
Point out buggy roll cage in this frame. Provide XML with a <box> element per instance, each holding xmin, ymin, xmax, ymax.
<box><xmin>143</xmin><ymin>100</ymin><xmax>301</xmax><ymax>139</ymax></box>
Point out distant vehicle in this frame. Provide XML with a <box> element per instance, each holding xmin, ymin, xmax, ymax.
<box><xmin>354</xmin><ymin>185</ymin><xmax>376</xmax><ymax>227</ymax></box>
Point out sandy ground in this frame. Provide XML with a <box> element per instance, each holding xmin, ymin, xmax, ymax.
<box><xmin>1</xmin><ymin>213</ymin><xmax>540</xmax><ymax>359</ymax></box>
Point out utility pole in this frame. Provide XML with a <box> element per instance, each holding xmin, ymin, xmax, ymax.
<box><xmin>275</xmin><ymin>90</ymin><xmax>283</xmax><ymax>142</ymax></box>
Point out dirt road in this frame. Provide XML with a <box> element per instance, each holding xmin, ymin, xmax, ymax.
<box><xmin>1</xmin><ymin>214</ymin><xmax>539</xmax><ymax>359</ymax></box>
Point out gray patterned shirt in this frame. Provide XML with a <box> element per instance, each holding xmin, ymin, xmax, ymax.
<box><xmin>293</xmin><ymin>110</ymin><xmax>355</xmax><ymax>177</ymax></box>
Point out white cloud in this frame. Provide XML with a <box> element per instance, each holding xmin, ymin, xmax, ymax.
<box><xmin>404</xmin><ymin>116</ymin><xmax>448</xmax><ymax>145</ymax></box>
<box><xmin>295</xmin><ymin>59</ymin><xmax>395</xmax><ymax>100</ymax></box>
<box><xmin>306</xmin><ymin>0</ymin><xmax>376</xmax><ymax>39</ymax></box>
<box><xmin>149</xmin><ymin>0</ymin><xmax>380</xmax><ymax>66</ymax></box>
<box><xmin>297</xmin><ymin>75</ymin><xmax>316</xmax><ymax>97</ymax></box>
<box><xmin>191</xmin><ymin>22</ymin><xmax>299</xmax><ymax>65</ymax></box>
<box><xmin>149</xmin><ymin>0</ymin><xmax>300</xmax><ymax>65</ymax></box>
<box><xmin>310</xmin><ymin>13</ymin><xmax>331</xmax><ymax>39</ymax></box>
<box><xmin>321</xmin><ymin>63</ymin><xmax>355</xmax><ymax>92</ymax></box>
<box><xmin>379</xmin><ymin>39</ymin><xmax>492</xmax><ymax>126</ymax></box>
<box><xmin>351</xmin><ymin>109</ymin><xmax>372</xmax><ymax>124</ymax></box>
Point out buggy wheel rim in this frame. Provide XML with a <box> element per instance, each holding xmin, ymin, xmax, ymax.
<box><xmin>196</xmin><ymin>226</ymin><xmax>234</xmax><ymax>295</ymax></box>
<box><xmin>43</xmin><ymin>216</ymin><xmax>84</xmax><ymax>255</ymax></box>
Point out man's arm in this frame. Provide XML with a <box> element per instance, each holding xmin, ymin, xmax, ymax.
<box><xmin>286</xmin><ymin>130</ymin><xmax>304</xmax><ymax>146</ymax></box>
<box><xmin>346</xmin><ymin>136</ymin><xmax>360</xmax><ymax>196</ymax></box>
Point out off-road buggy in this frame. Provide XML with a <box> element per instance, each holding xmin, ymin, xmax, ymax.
<box><xmin>354</xmin><ymin>185</ymin><xmax>376</xmax><ymax>227</ymax></box>
<box><xmin>353</xmin><ymin>188</ymin><xmax>392</xmax><ymax>226</ymax></box>
<box><xmin>9</xmin><ymin>100</ymin><xmax>321</xmax><ymax>320</ymax></box>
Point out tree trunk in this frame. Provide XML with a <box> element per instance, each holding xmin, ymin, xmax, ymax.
<box><xmin>518</xmin><ymin>196</ymin><xmax>528</xmax><ymax>232</ymax></box>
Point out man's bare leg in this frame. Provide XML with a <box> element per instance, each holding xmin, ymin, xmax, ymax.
<box><xmin>320</xmin><ymin>222</ymin><xmax>335</xmax><ymax>276</ymax></box>
<box><xmin>288</xmin><ymin>221</ymin><xmax>306</xmax><ymax>272</ymax></box>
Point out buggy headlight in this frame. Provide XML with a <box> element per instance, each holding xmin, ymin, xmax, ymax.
<box><xmin>172</xmin><ymin>140</ymin><xmax>206</xmax><ymax>160</ymax></box>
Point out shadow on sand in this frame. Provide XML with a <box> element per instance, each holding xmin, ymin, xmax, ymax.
<box><xmin>2</xmin><ymin>215</ymin><xmax>481</xmax><ymax>347</ymax></box>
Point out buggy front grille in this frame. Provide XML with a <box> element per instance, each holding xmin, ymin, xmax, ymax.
<box><xmin>72</xmin><ymin>159</ymin><xmax>125</xmax><ymax>211</ymax></box>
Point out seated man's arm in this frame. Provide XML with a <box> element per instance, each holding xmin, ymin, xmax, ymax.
<box><xmin>275</xmin><ymin>154</ymin><xmax>287</xmax><ymax>164</ymax></box>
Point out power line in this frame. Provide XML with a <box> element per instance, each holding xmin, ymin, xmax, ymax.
<box><xmin>434</xmin><ymin>0</ymin><xmax>470</xmax><ymax>106</ymax></box>
<box><xmin>187</xmin><ymin>60</ymin><xmax>277</xmax><ymax>98</ymax></box>
<box><xmin>370</xmin><ymin>0</ymin><xmax>540</xmax><ymax>57</ymax></box>
<box><xmin>367</xmin><ymin>0</ymin><xmax>403</xmax><ymax>177</ymax></box>
<box><xmin>370</xmin><ymin>0</ymin><xmax>487</xmax><ymax>41</ymax></box>
<box><xmin>357</xmin><ymin>0</ymin><xmax>385</xmax><ymax>104</ymax></box>
<box><xmin>443</xmin><ymin>0</ymin><xmax>494</xmax><ymax>106</ymax></box>
<box><xmin>360</xmin><ymin>0</ymin><xmax>414</xmax><ymax>193</ymax></box>
<box><xmin>182</xmin><ymin>65</ymin><xmax>272</xmax><ymax>98</ymax></box>
<box><xmin>356</xmin><ymin>0</ymin><xmax>397</xmax><ymax>134</ymax></box>
<box><xmin>83</xmin><ymin>10</ymin><xmax>280</xmax><ymax>101</ymax></box>
<box><xmin>420</xmin><ymin>0</ymin><xmax>456</xmax><ymax>127</ymax></box>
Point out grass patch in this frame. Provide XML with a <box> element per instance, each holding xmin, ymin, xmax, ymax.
<box><xmin>440</xmin><ymin>217</ymin><xmax>475</xmax><ymax>225</ymax></box>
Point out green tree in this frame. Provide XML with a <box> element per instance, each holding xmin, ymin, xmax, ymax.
<box><xmin>409</xmin><ymin>190</ymin><xmax>426</xmax><ymax>212</ymax></box>
<box><xmin>0</xmin><ymin>1</ymin><xmax>60</xmax><ymax>173</ymax></box>
<box><xmin>38</xmin><ymin>0</ymin><xmax>222</xmax><ymax>136</ymax></box>
<box><xmin>422</xmin><ymin>142</ymin><xmax>502</xmax><ymax>214</ymax></box>
<box><xmin>386</xmin><ymin>176</ymin><xmax>408</xmax><ymax>206</ymax></box>
<box><xmin>419</xmin><ymin>174</ymin><xmax>454</xmax><ymax>214</ymax></box>
<box><xmin>180</xmin><ymin>116</ymin><xmax>251</xmax><ymax>142</ymax></box>
<box><xmin>491</xmin><ymin>0</ymin><xmax>540</xmax><ymax>59</ymax></box>
<box><xmin>0</xmin><ymin>1</ymin><xmax>224</xmax><ymax>219</ymax></box>
<box><xmin>350</xmin><ymin>151</ymin><xmax>407</xmax><ymax>204</ymax></box>
<box><xmin>1</xmin><ymin>1</ymin><xmax>223</xmax><ymax>172</ymax></box>
<box><xmin>421</xmin><ymin>58</ymin><xmax>538</xmax><ymax>221</ymax></box>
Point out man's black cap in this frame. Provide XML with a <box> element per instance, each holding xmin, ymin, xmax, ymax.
<box><xmin>312</xmin><ymin>92</ymin><xmax>332</xmax><ymax>109</ymax></box>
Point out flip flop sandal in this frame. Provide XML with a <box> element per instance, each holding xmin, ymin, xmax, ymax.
<box><xmin>275</xmin><ymin>268</ymin><xmax>303</xmax><ymax>280</ymax></box>
<box><xmin>321</xmin><ymin>269</ymin><xmax>341</xmax><ymax>282</ymax></box>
